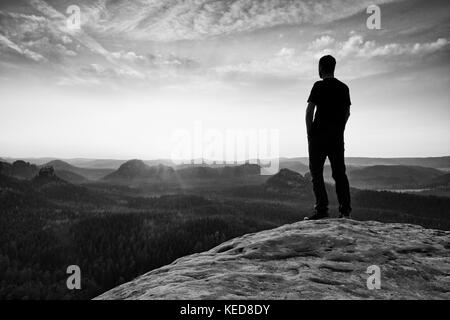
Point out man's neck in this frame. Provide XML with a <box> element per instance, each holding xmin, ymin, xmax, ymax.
<box><xmin>322</xmin><ymin>74</ymin><xmax>335</xmax><ymax>79</ymax></box>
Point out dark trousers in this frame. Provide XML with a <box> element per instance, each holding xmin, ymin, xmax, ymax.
<box><xmin>308</xmin><ymin>134</ymin><xmax>351</xmax><ymax>214</ymax></box>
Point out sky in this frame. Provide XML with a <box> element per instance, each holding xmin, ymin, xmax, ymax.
<box><xmin>0</xmin><ymin>0</ymin><xmax>449</xmax><ymax>160</ymax></box>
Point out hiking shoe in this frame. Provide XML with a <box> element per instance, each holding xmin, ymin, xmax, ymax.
<box><xmin>338</xmin><ymin>206</ymin><xmax>352</xmax><ymax>219</ymax></box>
<box><xmin>304</xmin><ymin>210</ymin><xmax>329</xmax><ymax>221</ymax></box>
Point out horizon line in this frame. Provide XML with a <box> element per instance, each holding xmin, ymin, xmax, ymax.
<box><xmin>2</xmin><ymin>155</ymin><xmax>450</xmax><ymax>161</ymax></box>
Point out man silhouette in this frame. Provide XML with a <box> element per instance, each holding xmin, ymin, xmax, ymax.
<box><xmin>304</xmin><ymin>55</ymin><xmax>352</xmax><ymax>220</ymax></box>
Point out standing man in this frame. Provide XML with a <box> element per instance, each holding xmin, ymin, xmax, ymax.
<box><xmin>304</xmin><ymin>55</ymin><xmax>352</xmax><ymax>220</ymax></box>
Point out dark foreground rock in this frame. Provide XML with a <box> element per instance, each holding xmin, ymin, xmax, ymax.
<box><xmin>95</xmin><ymin>219</ymin><xmax>450</xmax><ymax>300</ymax></box>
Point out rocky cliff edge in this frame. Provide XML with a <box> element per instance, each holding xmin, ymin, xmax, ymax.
<box><xmin>95</xmin><ymin>219</ymin><xmax>450</xmax><ymax>300</ymax></box>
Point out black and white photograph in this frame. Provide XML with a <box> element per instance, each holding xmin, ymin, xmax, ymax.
<box><xmin>0</xmin><ymin>0</ymin><xmax>449</xmax><ymax>309</ymax></box>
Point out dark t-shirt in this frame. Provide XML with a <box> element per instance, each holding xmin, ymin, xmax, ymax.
<box><xmin>307</xmin><ymin>78</ymin><xmax>351</xmax><ymax>136</ymax></box>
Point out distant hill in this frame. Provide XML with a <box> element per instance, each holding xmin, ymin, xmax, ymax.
<box><xmin>221</xmin><ymin>164</ymin><xmax>260</xmax><ymax>177</ymax></box>
<box><xmin>144</xmin><ymin>159</ymin><xmax>176</xmax><ymax>167</ymax></box>
<box><xmin>42</xmin><ymin>160</ymin><xmax>113</xmax><ymax>181</ymax></box>
<box><xmin>227</xmin><ymin>168</ymin><xmax>338</xmax><ymax>200</ymax></box>
<box><xmin>0</xmin><ymin>160</ymin><xmax>39</xmax><ymax>179</ymax></box>
<box><xmin>0</xmin><ymin>166</ymin><xmax>111</xmax><ymax>208</ymax></box>
<box><xmin>35</xmin><ymin>177</ymin><xmax>111</xmax><ymax>205</ymax></box>
<box><xmin>176</xmin><ymin>163</ymin><xmax>261</xmax><ymax>179</ymax></box>
<box><xmin>176</xmin><ymin>166</ymin><xmax>220</xmax><ymax>179</ymax></box>
<box><xmin>43</xmin><ymin>160</ymin><xmax>80</xmax><ymax>171</ymax></box>
<box><xmin>103</xmin><ymin>160</ymin><xmax>262</xmax><ymax>184</ymax></box>
<box><xmin>291</xmin><ymin>156</ymin><xmax>450</xmax><ymax>170</ymax></box>
<box><xmin>0</xmin><ymin>159</ymin><xmax>108</xmax><ymax>182</ymax></box>
<box><xmin>69</xmin><ymin>158</ymin><xmax>174</xmax><ymax>169</ymax></box>
<box><xmin>102</xmin><ymin>160</ymin><xmax>175</xmax><ymax>184</ymax></box>
<box><xmin>67</xmin><ymin>159</ymin><xmax>127</xmax><ymax>169</ymax></box>
<box><xmin>279</xmin><ymin>159</ymin><xmax>310</xmax><ymax>174</ymax></box>
<box><xmin>347</xmin><ymin>165</ymin><xmax>444</xmax><ymax>189</ymax></box>
<box><xmin>265</xmin><ymin>168</ymin><xmax>310</xmax><ymax>193</ymax></box>
<box><xmin>55</xmin><ymin>170</ymin><xmax>88</xmax><ymax>184</ymax></box>
<box><xmin>0</xmin><ymin>157</ymin><xmax>58</xmax><ymax>166</ymax></box>
<box><xmin>0</xmin><ymin>161</ymin><xmax>12</xmax><ymax>175</ymax></box>
<box><xmin>345</xmin><ymin>156</ymin><xmax>450</xmax><ymax>169</ymax></box>
<box><xmin>0</xmin><ymin>173</ymin><xmax>53</xmax><ymax>209</ymax></box>
<box><xmin>32</xmin><ymin>166</ymin><xmax>67</xmax><ymax>186</ymax></box>
<box><xmin>424</xmin><ymin>172</ymin><xmax>450</xmax><ymax>187</ymax></box>
<box><xmin>303</xmin><ymin>165</ymin><xmax>359</xmax><ymax>183</ymax></box>
<box><xmin>3</xmin><ymin>156</ymin><xmax>449</xmax><ymax>170</ymax></box>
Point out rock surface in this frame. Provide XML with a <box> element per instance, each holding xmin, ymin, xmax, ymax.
<box><xmin>95</xmin><ymin>219</ymin><xmax>450</xmax><ymax>300</ymax></box>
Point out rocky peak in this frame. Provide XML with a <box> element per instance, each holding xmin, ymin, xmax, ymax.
<box><xmin>103</xmin><ymin>159</ymin><xmax>176</xmax><ymax>183</ymax></box>
<box><xmin>119</xmin><ymin>159</ymin><xmax>149</xmax><ymax>174</ymax></box>
<box><xmin>95</xmin><ymin>219</ymin><xmax>450</xmax><ymax>300</ymax></box>
<box><xmin>32</xmin><ymin>166</ymin><xmax>64</xmax><ymax>185</ymax></box>
<box><xmin>4</xmin><ymin>160</ymin><xmax>39</xmax><ymax>179</ymax></box>
<box><xmin>265</xmin><ymin>168</ymin><xmax>310</xmax><ymax>193</ymax></box>
<box><xmin>38</xmin><ymin>166</ymin><xmax>56</xmax><ymax>178</ymax></box>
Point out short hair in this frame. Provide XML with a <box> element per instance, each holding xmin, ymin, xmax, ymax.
<box><xmin>319</xmin><ymin>55</ymin><xmax>336</xmax><ymax>74</ymax></box>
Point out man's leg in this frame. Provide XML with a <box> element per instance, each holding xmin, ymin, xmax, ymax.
<box><xmin>308</xmin><ymin>136</ymin><xmax>329</xmax><ymax>214</ymax></box>
<box><xmin>328</xmin><ymin>141</ymin><xmax>351</xmax><ymax>216</ymax></box>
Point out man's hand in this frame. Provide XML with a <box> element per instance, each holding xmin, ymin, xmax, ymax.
<box><xmin>305</xmin><ymin>102</ymin><xmax>316</xmax><ymax>137</ymax></box>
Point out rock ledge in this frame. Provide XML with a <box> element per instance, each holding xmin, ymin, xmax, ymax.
<box><xmin>95</xmin><ymin>219</ymin><xmax>450</xmax><ymax>300</ymax></box>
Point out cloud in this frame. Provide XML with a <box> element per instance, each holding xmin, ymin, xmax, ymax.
<box><xmin>0</xmin><ymin>1</ymin><xmax>204</xmax><ymax>88</ymax></box>
<box><xmin>111</xmin><ymin>51</ymin><xmax>146</xmax><ymax>63</ymax></box>
<box><xmin>0</xmin><ymin>1</ymin><xmax>148</xmax><ymax>82</ymax></box>
<box><xmin>277</xmin><ymin>48</ymin><xmax>296</xmax><ymax>58</ymax></box>
<box><xmin>81</xmin><ymin>0</ymin><xmax>398</xmax><ymax>41</ymax></box>
<box><xmin>212</xmin><ymin>33</ymin><xmax>449</xmax><ymax>81</ymax></box>
<box><xmin>315</xmin><ymin>34</ymin><xmax>449</xmax><ymax>59</ymax></box>
<box><xmin>0</xmin><ymin>0</ymin><xmax>447</xmax><ymax>88</ymax></box>
<box><xmin>80</xmin><ymin>63</ymin><xmax>144</xmax><ymax>79</ymax></box>
<box><xmin>0</xmin><ymin>10</ymin><xmax>75</xmax><ymax>62</ymax></box>
<box><xmin>0</xmin><ymin>34</ymin><xmax>46</xmax><ymax>62</ymax></box>
<box><xmin>61</xmin><ymin>35</ymin><xmax>72</xmax><ymax>44</ymax></box>
<box><xmin>308</xmin><ymin>35</ymin><xmax>336</xmax><ymax>50</ymax></box>
<box><xmin>213</xmin><ymin>50</ymin><xmax>307</xmax><ymax>79</ymax></box>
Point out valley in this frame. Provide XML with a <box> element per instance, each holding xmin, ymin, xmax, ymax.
<box><xmin>0</xmin><ymin>156</ymin><xmax>449</xmax><ymax>299</ymax></box>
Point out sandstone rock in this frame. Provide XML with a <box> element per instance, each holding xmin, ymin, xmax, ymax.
<box><xmin>95</xmin><ymin>219</ymin><xmax>450</xmax><ymax>300</ymax></box>
<box><xmin>265</xmin><ymin>168</ymin><xmax>311</xmax><ymax>195</ymax></box>
<box><xmin>32</xmin><ymin>166</ymin><xmax>67</xmax><ymax>186</ymax></box>
<box><xmin>38</xmin><ymin>166</ymin><xmax>56</xmax><ymax>178</ymax></box>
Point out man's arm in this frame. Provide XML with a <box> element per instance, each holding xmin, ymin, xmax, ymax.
<box><xmin>305</xmin><ymin>102</ymin><xmax>316</xmax><ymax>136</ymax></box>
<box><xmin>344</xmin><ymin>86</ymin><xmax>351</xmax><ymax>126</ymax></box>
<box><xmin>344</xmin><ymin>105</ymin><xmax>350</xmax><ymax>126</ymax></box>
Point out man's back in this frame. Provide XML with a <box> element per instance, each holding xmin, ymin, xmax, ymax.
<box><xmin>307</xmin><ymin>78</ymin><xmax>351</xmax><ymax>136</ymax></box>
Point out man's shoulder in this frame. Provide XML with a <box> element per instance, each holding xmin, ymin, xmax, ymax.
<box><xmin>311</xmin><ymin>79</ymin><xmax>350</xmax><ymax>92</ymax></box>
<box><xmin>335</xmin><ymin>78</ymin><xmax>350</xmax><ymax>90</ymax></box>
<box><xmin>312</xmin><ymin>80</ymin><xmax>323</xmax><ymax>88</ymax></box>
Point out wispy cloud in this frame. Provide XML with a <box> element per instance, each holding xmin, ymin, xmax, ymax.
<box><xmin>212</xmin><ymin>33</ymin><xmax>449</xmax><ymax>81</ymax></box>
<box><xmin>0</xmin><ymin>33</ymin><xmax>46</xmax><ymax>62</ymax></box>
<box><xmin>329</xmin><ymin>34</ymin><xmax>449</xmax><ymax>59</ymax></box>
<box><xmin>0</xmin><ymin>0</ymin><xmax>448</xmax><ymax>87</ymax></box>
<box><xmin>0</xmin><ymin>1</ymin><xmax>209</xmax><ymax>86</ymax></box>
<box><xmin>308</xmin><ymin>36</ymin><xmax>336</xmax><ymax>50</ymax></box>
<box><xmin>82</xmin><ymin>0</ymin><xmax>398</xmax><ymax>41</ymax></box>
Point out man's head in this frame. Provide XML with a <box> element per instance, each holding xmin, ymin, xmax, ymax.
<box><xmin>318</xmin><ymin>55</ymin><xmax>336</xmax><ymax>79</ymax></box>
